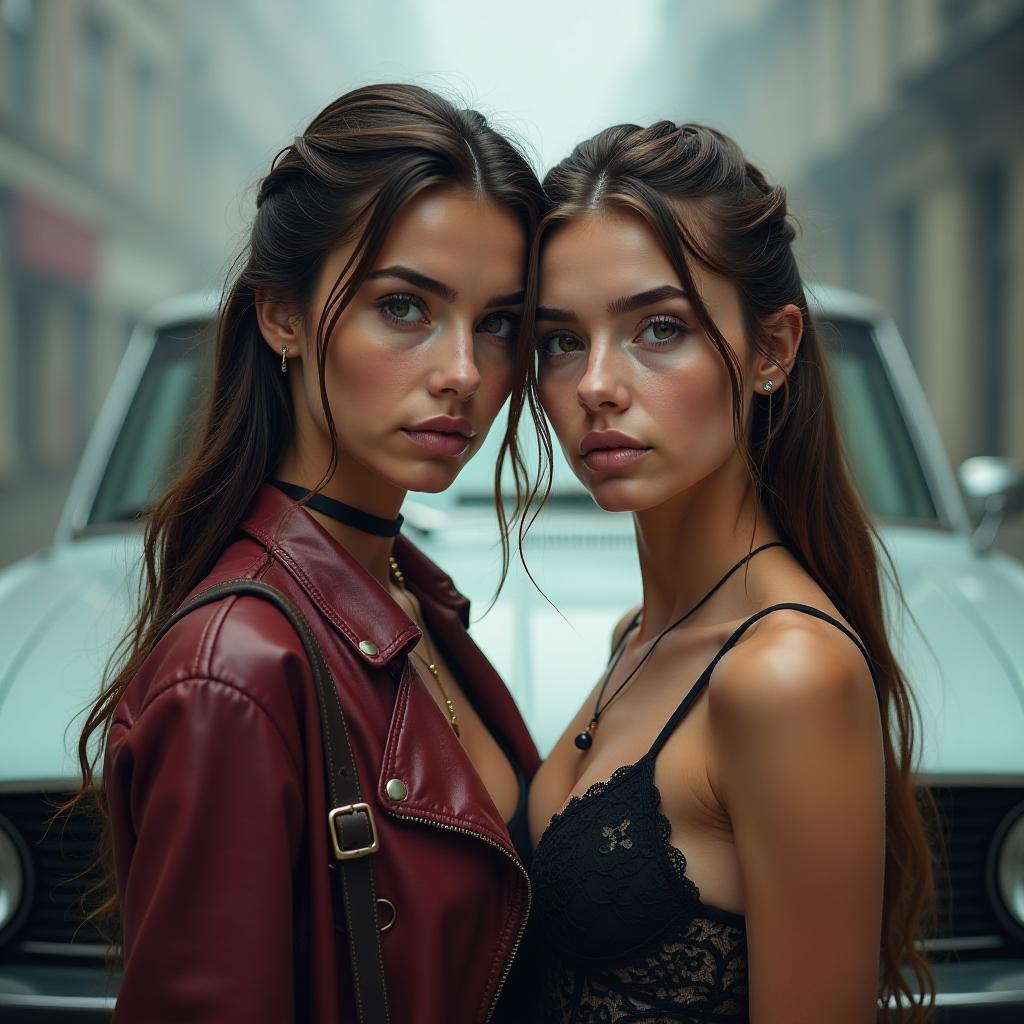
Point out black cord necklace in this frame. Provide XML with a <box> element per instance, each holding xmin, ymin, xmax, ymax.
<box><xmin>575</xmin><ymin>540</ymin><xmax>789</xmax><ymax>751</ymax></box>
<box><xmin>271</xmin><ymin>480</ymin><xmax>404</xmax><ymax>537</ymax></box>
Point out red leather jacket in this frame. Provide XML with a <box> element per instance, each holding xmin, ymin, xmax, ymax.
<box><xmin>104</xmin><ymin>482</ymin><xmax>540</xmax><ymax>1023</ymax></box>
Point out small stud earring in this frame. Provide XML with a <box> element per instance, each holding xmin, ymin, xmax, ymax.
<box><xmin>762</xmin><ymin>380</ymin><xmax>774</xmax><ymax>393</ymax></box>
<box><xmin>281</xmin><ymin>345</ymin><xmax>289</xmax><ymax>373</ymax></box>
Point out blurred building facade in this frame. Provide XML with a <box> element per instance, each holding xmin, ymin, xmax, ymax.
<box><xmin>691</xmin><ymin>0</ymin><xmax>1024</xmax><ymax>471</ymax></box>
<box><xmin>0</xmin><ymin>0</ymin><xmax>357</xmax><ymax>558</ymax></box>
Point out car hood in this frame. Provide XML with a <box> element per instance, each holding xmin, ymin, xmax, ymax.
<box><xmin>879</xmin><ymin>526</ymin><xmax>1024</xmax><ymax>779</ymax></box>
<box><xmin>0</xmin><ymin>533</ymin><xmax>142</xmax><ymax>785</ymax></box>
<box><xmin>425</xmin><ymin>516</ymin><xmax>1024</xmax><ymax>770</ymax></box>
<box><xmin>0</xmin><ymin>518</ymin><xmax>1022</xmax><ymax>783</ymax></box>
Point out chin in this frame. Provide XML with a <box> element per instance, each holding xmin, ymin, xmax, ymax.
<box><xmin>590</xmin><ymin>489</ymin><xmax>643</xmax><ymax>514</ymax></box>
<box><xmin>394</xmin><ymin>460</ymin><xmax>465</xmax><ymax>495</ymax></box>
<box><xmin>583</xmin><ymin>475</ymin><xmax>667</xmax><ymax>515</ymax></box>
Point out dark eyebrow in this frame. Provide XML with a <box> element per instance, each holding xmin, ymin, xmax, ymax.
<box><xmin>486</xmin><ymin>290</ymin><xmax>525</xmax><ymax>307</ymax></box>
<box><xmin>536</xmin><ymin>306</ymin><xmax>576</xmax><ymax>323</ymax></box>
<box><xmin>366</xmin><ymin>265</ymin><xmax>456</xmax><ymax>303</ymax></box>
<box><xmin>607</xmin><ymin>285</ymin><xmax>688</xmax><ymax>315</ymax></box>
<box><xmin>537</xmin><ymin>285</ymin><xmax>689</xmax><ymax>324</ymax></box>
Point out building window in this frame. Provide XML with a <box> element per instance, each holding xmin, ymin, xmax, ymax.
<box><xmin>79</xmin><ymin>16</ymin><xmax>111</xmax><ymax>174</ymax></box>
<box><xmin>2</xmin><ymin>0</ymin><xmax>36</xmax><ymax>123</ymax></box>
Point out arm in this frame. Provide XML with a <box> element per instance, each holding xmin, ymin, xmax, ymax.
<box><xmin>707</xmin><ymin>617</ymin><xmax>885</xmax><ymax>1024</ymax></box>
<box><xmin>105</xmin><ymin>676</ymin><xmax>305</xmax><ymax>1023</ymax></box>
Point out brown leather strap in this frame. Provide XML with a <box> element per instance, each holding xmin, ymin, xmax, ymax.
<box><xmin>154</xmin><ymin>578</ymin><xmax>390</xmax><ymax>1023</ymax></box>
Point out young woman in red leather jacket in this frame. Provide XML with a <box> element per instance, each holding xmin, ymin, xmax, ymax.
<box><xmin>65</xmin><ymin>84</ymin><xmax>545</xmax><ymax>1024</ymax></box>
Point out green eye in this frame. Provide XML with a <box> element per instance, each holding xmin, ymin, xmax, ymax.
<box><xmin>477</xmin><ymin>312</ymin><xmax>517</xmax><ymax>340</ymax></box>
<box><xmin>379</xmin><ymin>294</ymin><xmax>428</xmax><ymax>325</ymax></box>
<box><xmin>638</xmin><ymin>317</ymin><xmax>688</xmax><ymax>346</ymax></box>
<box><xmin>536</xmin><ymin>333</ymin><xmax>584</xmax><ymax>358</ymax></box>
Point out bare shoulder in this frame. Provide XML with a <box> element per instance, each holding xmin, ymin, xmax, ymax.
<box><xmin>706</xmin><ymin>607</ymin><xmax>880</xmax><ymax>736</ymax></box>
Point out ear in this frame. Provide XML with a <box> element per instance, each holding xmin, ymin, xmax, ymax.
<box><xmin>751</xmin><ymin>303</ymin><xmax>802</xmax><ymax>394</ymax></box>
<box><xmin>255</xmin><ymin>288</ymin><xmax>305</xmax><ymax>367</ymax></box>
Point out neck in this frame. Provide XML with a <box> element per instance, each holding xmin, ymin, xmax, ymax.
<box><xmin>632</xmin><ymin>452</ymin><xmax>781</xmax><ymax>639</ymax></box>
<box><xmin>273</xmin><ymin>452</ymin><xmax>405</xmax><ymax>587</ymax></box>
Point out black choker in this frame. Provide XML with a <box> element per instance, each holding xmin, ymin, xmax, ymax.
<box><xmin>271</xmin><ymin>480</ymin><xmax>403</xmax><ymax>537</ymax></box>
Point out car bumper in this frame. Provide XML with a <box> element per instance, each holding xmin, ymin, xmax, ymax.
<box><xmin>1</xmin><ymin>955</ymin><xmax>1021</xmax><ymax>1021</ymax></box>
<box><xmin>0</xmin><ymin>962</ymin><xmax>118</xmax><ymax>1022</ymax></box>
<box><xmin>893</xmin><ymin>958</ymin><xmax>1024</xmax><ymax>1022</ymax></box>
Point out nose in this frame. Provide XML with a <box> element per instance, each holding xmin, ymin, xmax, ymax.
<box><xmin>576</xmin><ymin>343</ymin><xmax>629</xmax><ymax>414</ymax></box>
<box><xmin>429</xmin><ymin>327</ymin><xmax>481</xmax><ymax>401</ymax></box>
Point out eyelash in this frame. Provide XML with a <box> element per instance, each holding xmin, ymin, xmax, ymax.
<box><xmin>536</xmin><ymin>314</ymin><xmax>691</xmax><ymax>360</ymax></box>
<box><xmin>376</xmin><ymin>293</ymin><xmax>522</xmax><ymax>343</ymax></box>
<box><xmin>376</xmin><ymin>293</ymin><xmax>429</xmax><ymax>327</ymax></box>
<box><xmin>637</xmin><ymin>314</ymin><xmax>690</xmax><ymax>345</ymax></box>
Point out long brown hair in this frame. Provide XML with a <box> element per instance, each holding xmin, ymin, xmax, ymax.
<box><xmin>509</xmin><ymin>121</ymin><xmax>936</xmax><ymax>1020</ymax></box>
<box><xmin>59</xmin><ymin>82</ymin><xmax>544</xmax><ymax>947</ymax></box>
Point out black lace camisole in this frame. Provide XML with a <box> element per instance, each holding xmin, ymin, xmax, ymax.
<box><xmin>522</xmin><ymin>602</ymin><xmax>879</xmax><ymax>1024</ymax></box>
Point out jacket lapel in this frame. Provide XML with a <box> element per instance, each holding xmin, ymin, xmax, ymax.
<box><xmin>377</xmin><ymin>661</ymin><xmax>516</xmax><ymax>853</ymax></box>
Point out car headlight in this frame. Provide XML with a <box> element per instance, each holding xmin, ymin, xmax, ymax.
<box><xmin>989</xmin><ymin>801</ymin><xmax>1024</xmax><ymax>941</ymax></box>
<box><xmin>0</xmin><ymin>813</ymin><xmax>32</xmax><ymax>944</ymax></box>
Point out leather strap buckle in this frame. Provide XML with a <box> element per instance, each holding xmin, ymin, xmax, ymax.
<box><xmin>328</xmin><ymin>802</ymin><xmax>380</xmax><ymax>860</ymax></box>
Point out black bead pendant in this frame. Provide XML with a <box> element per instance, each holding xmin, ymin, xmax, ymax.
<box><xmin>574</xmin><ymin>718</ymin><xmax>598</xmax><ymax>750</ymax></box>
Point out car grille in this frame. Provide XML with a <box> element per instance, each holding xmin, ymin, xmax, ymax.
<box><xmin>2</xmin><ymin>786</ymin><xmax>1022</xmax><ymax>960</ymax></box>
<box><xmin>0</xmin><ymin>791</ymin><xmax>109</xmax><ymax>957</ymax></box>
<box><xmin>925</xmin><ymin>785</ymin><xmax>1024</xmax><ymax>954</ymax></box>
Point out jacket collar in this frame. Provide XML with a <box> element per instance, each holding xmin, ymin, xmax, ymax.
<box><xmin>241</xmin><ymin>483</ymin><xmax>541</xmax><ymax>846</ymax></box>
<box><xmin>238</xmin><ymin>482</ymin><xmax>445</xmax><ymax>669</ymax></box>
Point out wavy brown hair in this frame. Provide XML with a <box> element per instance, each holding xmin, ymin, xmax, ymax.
<box><xmin>504</xmin><ymin>121</ymin><xmax>936</xmax><ymax>1021</ymax></box>
<box><xmin>57</xmin><ymin>82</ymin><xmax>544</xmax><ymax>950</ymax></box>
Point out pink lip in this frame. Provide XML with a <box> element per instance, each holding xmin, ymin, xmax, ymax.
<box><xmin>579</xmin><ymin>430</ymin><xmax>646</xmax><ymax>455</ymax></box>
<box><xmin>406</xmin><ymin>415</ymin><xmax>475</xmax><ymax>438</ymax></box>
<box><xmin>401</xmin><ymin>430</ymin><xmax>471</xmax><ymax>456</ymax></box>
<box><xmin>401</xmin><ymin>416</ymin><xmax>475</xmax><ymax>458</ymax></box>
<box><xmin>582</xmin><ymin>447</ymin><xmax>651</xmax><ymax>471</ymax></box>
<box><xmin>579</xmin><ymin>429</ymin><xmax>651</xmax><ymax>472</ymax></box>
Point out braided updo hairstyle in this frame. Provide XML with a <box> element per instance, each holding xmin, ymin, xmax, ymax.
<box><xmin>505</xmin><ymin>121</ymin><xmax>936</xmax><ymax>1021</ymax></box>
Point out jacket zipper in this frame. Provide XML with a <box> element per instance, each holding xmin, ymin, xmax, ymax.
<box><xmin>385</xmin><ymin>810</ymin><xmax>531</xmax><ymax>1023</ymax></box>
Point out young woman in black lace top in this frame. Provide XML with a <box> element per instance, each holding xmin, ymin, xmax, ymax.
<box><xmin>508</xmin><ymin>124</ymin><xmax>935</xmax><ymax>1023</ymax></box>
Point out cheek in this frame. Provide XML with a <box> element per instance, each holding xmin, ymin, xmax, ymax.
<box><xmin>645</xmin><ymin>349</ymin><xmax>735</xmax><ymax>449</ymax></box>
<box><xmin>476</xmin><ymin>347</ymin><xmax>515</xmax><ymax>407</ymax></box>
<box><xmin>314</xmin><ymin>326</ymin><xmax>413</xmax><ymax>428</ymax></box>
<box><xmin>537</xmin><ymin>368</ymin><xmax>578</xmax><ymax>437</ymax></box>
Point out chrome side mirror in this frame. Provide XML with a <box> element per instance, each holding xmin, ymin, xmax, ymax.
<box><xmin>958</xmin><ymin>456</ymin><xmax>1024</xmax><ymax>552</ymax></box>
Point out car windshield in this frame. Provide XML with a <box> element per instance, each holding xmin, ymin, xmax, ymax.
<box><xmin>87</xmin><ymin>315</ymin><xmax>938</xmax><ymax>529</ymax></box>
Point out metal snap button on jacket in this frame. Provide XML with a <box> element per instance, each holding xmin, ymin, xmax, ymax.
<box><xmin>358</xmin><ymin>640</ymin><xmax>379</xmax><ymax>657</ymax></box>
<box><xmin>385</xmin><ymin>778</ymin><xmax>408</xmax><ymax>801</ymax></box>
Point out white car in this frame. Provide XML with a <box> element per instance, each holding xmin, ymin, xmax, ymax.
<box><xmin>0</xmin><ymin>287</ymin><xmax>1023</xmax><ymax>1021</ymax></box>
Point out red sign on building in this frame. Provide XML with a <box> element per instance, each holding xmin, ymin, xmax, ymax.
<box><xmin>15</xmin><ymin>192</ymin><xmax>101</xmax><ymax>287</ymax></box>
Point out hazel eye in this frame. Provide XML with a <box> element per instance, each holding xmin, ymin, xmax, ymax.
<box><xmin>638</xmin><ymin>316</ymin><xmax>688</xmax><ymax>345</ymax></box>
<box><xmin>536</xmin><ymin>333</ymin><xmax>585</xmax><ymax>358</ymax></box>
<box><xmin>379</xmin><ymin>294</ymin><xmax>428</xmax><ymax>325</ymax></box>
<box><xmin>477</xmin><ymin>312</ymin><xmax>518</xmax><ymax>340</ymax></box>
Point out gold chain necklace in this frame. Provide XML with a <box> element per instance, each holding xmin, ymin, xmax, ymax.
<box><xmin>388</xmin><ymin>556</ymin><xmax>461</xmax><ymax>738</ymax></box>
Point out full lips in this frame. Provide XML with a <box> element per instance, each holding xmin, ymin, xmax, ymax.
<box><xmin>401</xmin><ymin>429</ymin><xmax>470</xmax><ymax>456</ymax></box>
<box><xmin>581</xmin><ymin>447</ymin><xmax>651</xmax><ymax>471</ymax></box>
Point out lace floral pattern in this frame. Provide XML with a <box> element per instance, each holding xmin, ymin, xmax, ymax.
<box><xmin>524</xmin><ymin>755</ymin><xmax>748</xmax><ymax>1023</ymax></box>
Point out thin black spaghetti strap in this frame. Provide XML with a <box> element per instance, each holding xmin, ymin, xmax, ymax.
<box><xmin>647</xmin><ymin>602</ymin><xmax>879</xmax><ymax>759</ymax></box>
